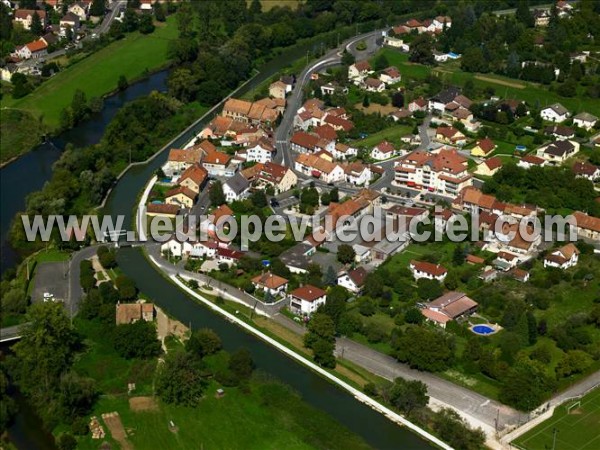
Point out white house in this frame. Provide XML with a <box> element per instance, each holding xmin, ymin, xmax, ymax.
<box><xmin>348</xmin><ymin>60</ymin><xmax>372</xmax><ymax>82</ymax></box>
<box><xmin>223</xmin><ymin>173</ymin><xmax>250</xmax><ymax>203</ymax></box>
<box><xmin>493</xmin><ymin>251</ymin><xmax>519</xmax><ymax>271</ymax></box>
<box><xmin>517</xmin><ymin>154</ymin><xmax>547</xmax><ymax>169</ymax></box>
<box><xmin>573</xmin><ymin>112</ymin><xmax>598</xmax><ymax>131</ymax></box>
<box><xmin>379</xmin><ymin>67</ymin><xmax>401</xmax><ymax>85</ymax></box>
<box><xmin>160</xmin><ymin>238</ymin><xmax>218</xmax><ymax>259</ymax></box>
<box><xmin>371</xmin><ymin>141</ymin><xmax>396</xmax><ymax>160</ymax></box>
<box><xmin>344</xmin><ymin>162</ymin><xmax>372</xmax><ymax>186</ymax></box>
<box><xmin>543</xmin><ymin>243</ymin><xmax>579</xmax><ymax>270</ymax></box>
<box><xmin>242</xmin><ymin>139</ymin><xmax>275</xmax><ymax>164</ymax></box>
<box><xmin>536</xmin><ymin>140</ymin><xmax>580</xmax><ymax>164</ymax></box>
<box><xmin>540</xmin><ymin>103</ymin><xmax>569</xmax><ymax>123</ymax></box>
<box><xmin>337</xmin><ymin>267</ymin><xmax>367</xmax><ymax>294</ymax></box>
<box><xmin>289</xmin><ymin>285</ymin><xmax>327</xmax><ymax>315</ymax></box>
<box><xmin>294</xmin><ymin>153</ymin><xmax>345</xmax><ymax>184</ymax></box>
<box><xmin>409</xmin><ymin>260</ymin><xmax>448</xmax><ymax>282</ymax></box>
<box><xmin>252</xmin><ymin>272</ymin><xmax>289</xmax><ymax>297</ymax></box>
<box><xmin>12</xmin><ymin>39</ymin><xmax>48</xmax><ymax>60</ymax></box>
<box><xmin>363</xmin><ymin>77</ymin><xmax>385</xmax><ymax>92</ymax></box>
<box><xmin>68</xmin><ymin>2</ymin><xmax>88</xmax><ymax>21</ymax></box>
<box><xmin>332</xmin><ymin>142</ymin><xmax>358</xmax><ymax>160</ymax></box>
<box><xmin>572</xmin><ymin>161</ymin><xmax>600</xmax><ymax>181</ymax></box>
<box><xmin>13</xmin><ymin>9</ymin><xmax>47</xmax><ymax>30</ymax></box>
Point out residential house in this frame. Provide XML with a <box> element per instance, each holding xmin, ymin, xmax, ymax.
<box><xmin>493</xmin><ymin>251</ymin><xmax>519</xmax><ymax>271</ymax></box>
<box><xmin>223</xmin><ymin>173</ymin><xmax>250</xmax><ymax>202</ymax></box>
<box><xmin>269</xmin><ymin>80</ymin><xmax>287</xmax><ymax>100</ymax></box>
<box><xmin>0</xmin><ymin>63</ymin><xmax>18</xmax><ymax>82</ymax></box>
<box><xmin>544</xmin><ymin>125</ymin><xmax>575</xmax><ymax>140</ymax></box>
<box><xmin>14</xmin><ymin>9</ymin><xmax>47</xmax><ymax>30</ymax></box>
<box><xmin>408</xmin><ymin>97</ymin><xmax>427</xmax><ymax>112</ymax></box>
<box><xmin>371</xmin><ymin>141</ymin><xmax>396</xmax><ymax>160</ymax></box>
<box><xmin>280</xmin><ymin>75</ymin><xmax>294</xmax><ymax>93</ymax></box>
<box><xmin>344</xmin><ymin>162</ymin><xmax>372</xmax><ymax>186</ymax></box>
<box><xmin>422</xmin><ymin>291</ymin><xmax>478</xmax><ymax>327</ymax></box>
<box><xmin>313</xmin><ymin>124</ymin><xmax>338</xmax><ymax>141</ymax></box>
<box><xmin>572</xmin><ymin>161</ymin><xmax>600</xmax><ymax>181</ymax></box>
<box><xmin>116</xmin><ymin>302</ymin><xmax>154</xmax><ymax>325</ymax></box>
<box><xmin>332</xmin><ymin>142</ymin><xmax>358</xmax><ymax>160</ymax></box>
<box><xmin>385</xmin><ymin>205</ymin><xmax>429</xmax><ymax>227</ymax></box>
<box><xmin>40</xmin><ymin>32</ymin><xmax>58</xmax><ymax>47</ymax></box>
<box><xmin>294</xmin><ymin>153</ymin><xmax>345</xmax><ymax>183</ymax></box>
<box><xmin>222</xmin><ymin>98</ymin><xmax>279</xmax><ymax>125</ymax></box>
<box><xmin>164</xmin><ymin>145</ymin><xmax>203</xmax><ymax>175</ymax></box>
<box><xmin>290</xmin><ymin>131</ymin><xmax>320</xmax><ymax>154</ymax></box>
<box><xmin>533</xmin><ymin>9</ymin><xmax>550</xmax><ymax>26</ymax></box>
<box><xmin>146</xmin><ymin>203</ymin><xmax>179</xmax><ymax>218</ymax></box>
<box><xmin>242</xmin><ymin>138</ymin><xmax>275</xmax><ymax>164</ymax></box>
<box><xmin>252</xmin><ymin>272</ymin><xmax>289</xmax><ymax>297</ymax></box>
<box><xmin>178</xmin><ymin>164</ymin><xmax>208</xmax><ymax>194</ymax></box>
<box><xmin>279</xmin><ymin>242</ymin><xmax>313</xmax><ymax>274</ymax></box>
<box><xmin>216</xmin><ymin>248</ymin><xmax>244</xmax><ymax>266</ymax></box>
<box><xmin>540</xmin><ymin>103</ymin><xmax>569</xmax><ymax>123</ymax></box>
<box><xmin>363</xmin><ymin>77</ymin><xmax>385</xmax><ymax>92</ymax></box>
<box><xmin>337</xmin><ymin>267</ymin><xmax>367</xmax><ymax>294</ymax></box>
<box><xmin>241</xmin><ymin>161</ymin><xmax>297</xmax><ymax>194</ymax></box>
<box><xmin>571</xmin><ymin>211</ymin><xmax>600</xmax><ymax>241</ymax></box>
<box><xmin>165</xmin><ymin>185</ymin><xmax>196</xmax><ymax>209</ymax></box>
<box><xmin>12</xmin><ymin>39</ymin><xmax>47</xmax><ymax>59</ymax></box>
<box><xmin>428</xmin><ymin>86</ymin><xmax>461</xmax><ymax>114</ymax></box>
<box><xmin>320</xmin><ymin>82</ymin><xmax>348</xmax><ymax>97</ymax></box>
<box><xmin>323</xmin><ymin>114</ymin><xmax>354</xmax><ymax>132</ymax></box>
<box><xmin>518</xmin><ymin>154</ymin><xmax>547</xmax><ymax>169</ymax></box>
<box><xmin>466</xmin><ymin>254</ymin><xmax>485</xmax><ymax>265</ymax></box>
<box><xmin>409</xmin><ymin>260</ymin><xmax>448</xmax><ymax>282</ymax></box>
<box><xmin>348</xmin><ymin>60</ymin><xmax>372</xmax><ymax>82</ymax></box>
<box><xmin>479</xmin><ymin>269</ymin><xmax>498</xmax><ymax>282</ymax></box>
<box><xmin>390</xmin><ymin>109</ymin><xmax>413</xmax><ymax>122</ymax></box>
<box><xmin>379</xmin><ymin>66</ymin><xmax>401</xmax><ymax>85</ymax></box>
<box><xmin>510</xmin><ymin>268</ymin><xmax>530</xmax><ymax>283</ymax></box>
<box><xmin>471</xmin><ymin>138</ymin><xmax>496</xmax><ymax>157</ymax></box>
<box><xmin>475</xmin><ymin>156</ymin><xmax>503</xmax><ymax>176</ymax></box>
<box><xmin>289</xmin><ymin>285</ymin><xmax>327</xmax><ymax>315</ymax></box>
<box><xmin>434</xmin><ymin>208</ymin><xmax>457</xmax><ymax>232</ymax></box>
<box><xmin>60</xmin><ymin>12</ymin><xmax>80</xmax><ymax>34</ymax></box>
<box><xmin>543</xmin><ymin>243</ymin><xmax>579</xmax><ymax>269</ymax></box>
<box><xmin>573</xmin><ymin>112</ymin><xmax>598</xmax><ymax>131</ymax></box>
<box><xmin>201</xmin><ymin>147</ymin><xmax>235</xmax><ymax>178</ymax></box>
<box><xmin>536</xmin><ymin>140</ymin><xmax>579</xmax><ymax>164</ymax></box>
<box><xmin>395</xmin><ymin>149</ymin><xmax>472</xmax><ymax>197</ymax></box>
<box><xmin>68</xmin><ymin>2</ymin><xmax>88</xmax><ymax>21</ymax></box>
<box><xmin>435</xmin><ymin>126</ymin><xmax>466</xmax><ymax>146</ymax></box>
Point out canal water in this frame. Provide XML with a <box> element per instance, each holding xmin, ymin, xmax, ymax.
<box><xmin>0</xmin><ymin>72</ymin><xmax>168</xmax><ymax>273</ymax></box>
<box><xmin>2</xmin><ymin>30</ymin><xmax>436</xmax><ymax>450</ymax></box>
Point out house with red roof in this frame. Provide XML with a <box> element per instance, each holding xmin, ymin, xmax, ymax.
<box><xmin>337</xmin><ymin>267</ymin><xmax>367</xmax><ymax>294</ymax></box>
<box><xmin>252</xmin><ymin>272</ymin><xmax>289</xmax><ymax>297</ymax></box>
<box><xmin>475</xmin><ymin>156</ymin><xmax>503</xmax><ymax>177</ymax></box>
<box><xmin>572</xmin><ymin>161</ymin><xmax>600</xmax><ymax>181</ymax></box>
<box><xmin>543</xmin><ymin>243</ymin><xmax>579</xmax><ymax>270</ymax></box>
<box><xmin>165</xmin><ymin>186</ymin><xmax>197</xmax><ymax>209</ymax></box>
<box><xmin>379</xmin><ymin>66</ymin><xmax>401</xmax><ymax>85</ymax></box>
<box><xmin>14</xmin><ymin>9</ymin><xmax>47</xmax><ymax>30</ymax></box>
<box><xmin>435</xmin><ymin>126</ymin><xmax>467</xmax><ymax>146</ymax></box>
<box><xmin>471</xmin><ymin>138</ymin><xmax>497</xmax><ymax>157</ymax></box>
<box><xmin>289</xmin><ymin>284</ymin><xmax>327</xmax><ymax>315</ymax></box>
<box><xmin>409</xmin><ymin>260</ymin><xmax>448</xmax><ymax>282</ymax></box>
<box><xmin>348</xmin><ymin>60</ymin><xmax>373</xmax><ymax>82</ymax></box>
<box><xmin>371</xmin><ymin>141</ymin><xmax>397</xmax><ymax>160</ymax></box>
<box><xmin>12</xmin><ymin>39</ymin><xmax>48</xmax><ymax>60</ymax></box>
<box><xmin>178</xmin><ymin>164</ymin><xmax>208</xmax><ymax>194</ymax></box>
<box><xmin>408</xmin><ymin>97</ymin><xmax>427</xmax><ymax>112</ymax></box>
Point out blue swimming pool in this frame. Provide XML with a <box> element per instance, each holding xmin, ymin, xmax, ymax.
<box><xmin>472</xmin><ymin>325</ymin><xmax>495</xmax><ymax>335</ymax></box>
<box><xmin>515</xmin><ymin>145</ymin><xmax>527</xmax><ymax>152</ymax></box>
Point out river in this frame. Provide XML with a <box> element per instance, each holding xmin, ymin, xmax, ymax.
<box><xmin>2</xmin><ymin>31</ymin><xmax>436</xmax><ymax>450</ymax></box>
<box><xmin>0</xmin><ymin>71</ymin><xmax>168</xmax><ymax>273</ymax></box>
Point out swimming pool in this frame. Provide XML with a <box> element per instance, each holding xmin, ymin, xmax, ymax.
<box><xmin>472</xmin><ymin>324</ymin><xmax>495</xmax><ymax>335</ymax></box>
<box><xmin>515</xmin><ymin>145</ymin><xmax>527</xmax><ymax>152</ymax></box>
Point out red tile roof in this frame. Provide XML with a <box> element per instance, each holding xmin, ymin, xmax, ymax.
<box><xmin>410</xmin><ymin>260</ymin><xmax>447</xmax><ymax>277</ymax></box>
<box><xmin>290</xmin><ymin>284</ymin><xmax>326</xmax><ymax>302</ymax></box>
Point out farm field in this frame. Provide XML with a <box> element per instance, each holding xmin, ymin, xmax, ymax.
<box><xmin>513</xmin><ymin>388</ymin><xmax>600</xmax><ymax>450</ymax></box>
<box><xmin>373</xmin><ymin>48</ymin><xmax>600</xmax><ymax>116</ymax></box>
<box><xmin>1</xmin><ymin>17</ymin><xmax>178</xmax><ymax>129</ymax></box>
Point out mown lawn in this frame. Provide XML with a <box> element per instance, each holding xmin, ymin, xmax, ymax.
<box><xmin>1</xmin><ymin>17</ymin><xmax>178</xmax><ymax>129</ymax></box>
<box><xmin>350</xmin><ymin>124</ymin><xmax>413</xmax><ymax>148</ymax></box>
<box><xmin>372</xmin><ymin>48</ymin><xmax>600</xmax><ymax>116</ymax></box>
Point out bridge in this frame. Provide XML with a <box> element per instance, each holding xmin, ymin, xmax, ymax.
<box><xmin>0</xmin><ymin>323</ymin><xmax>29</xmax><ymax>343</ymax></box>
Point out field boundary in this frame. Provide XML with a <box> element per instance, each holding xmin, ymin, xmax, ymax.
<box><xmin>502</xmin><ymin>383</ymin><xmax>600</xmax><ymax>449</ymax></box>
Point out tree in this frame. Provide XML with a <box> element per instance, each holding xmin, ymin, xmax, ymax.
<box><xmin>394</xmin><ymin>325</ymin><xmax>455</xmax><ymax>372</ymax></box>
<box><xmin>7</xmin><ymin>303</ymin><xmax>79</xmax><ymax>415</ymax></box>
<box><xmin>500</xmin><ymin>359</ymin><xmax>556</xmax><ymax>411</ymax></box>
<box><xmin>98</xmin><ymin>246</ymin><xmax>116</xmax><ymax>269</ymax></box>
<box><xmin>115</xmin><ymin>275</ymin><xmax>137</xmax><ymax>300</ymax></box>
<box><xmin>229</xmin><ymin>348</ymin><xmax>255</xmax><ymax>381</ymax></box>
<box><xmin>113</xmin><ymin>321</ymin><xmax>161</xmax><ymax>359</ymax></box>
<box><xmin>138</xmin><ymin>14</ymin><xmax>155</xmax><ymax>34</ymax></box>
<box><xmin>516</xmin><ymin>0</ymin><xmax>534</xmax><ymax>27</ymax></box>
<box><xmin>409</xmin><ymin>34</ymin><xmax>434</xmax><ymax>65</ymax></box>
<box><xmin>249</xmin><ymin>190</ymin><xmax>267</xmax><ymax>208</ymax></box>
<box><xmin>404</xmin><ymin>307</ymin><xmax>424</xmax><ymax>324</ymax></box>
<box><xmin>156</xmin><ymin>352</ymin><xmax>208</xmax><ymax>406</ymax></box>
<box><xmin>319</xmin><ymin>285</ymin><xmax>348</xmax><ymax>328</ymax></box>
<box><xmin>461</xmin><ymin>47</ymin><xmax>488</xmax><ymax>73</ymax></box>
<box><xmin>249</xmin><ymin>0</ymin><xmax>262</xmax><ymax>16</ymax></box>
<box><xmin>153</xmin><ymin>2</ymin><xmax>166</xmax><ymax>21</ymax></box>
<box><xmin>71</xmin><ymin>89</ymin><xmax>88</xmax><ymax>124</ymax></box>
<box><xmin>556</xmin><ymin>350</ymin><xmax>592</xmax><ymax>378</ymax></box>
<box><xmin>209</xmin><ymin>180</ymin><xmax>226</xmax><ymax>206</ymax></box>
<box><xmin>387</xmin><ymin>377</ymin><xmax>428</xmax><ymax>414</ymax></box>
<box><xmin>117</xmin><ymin>75</ymin><xmax>128</xmax><ymax>91</ymax></box>
<box><xmin>30</xmin><ymin>11</ymin><xmax>43</xmax><ymax>35</ymax></box>
<box><xmin>167</xmin><ymin>68</ymin><xmax>197</xmax><ymax>102</ymax></box>
<box><xmin>373</xmin><ymin>53</ymin><xmax>389</xmax><ymax>71</ymax></box>
<box><xmin>186</xmin><ymin>328</ymin><xmax>222</xmax><ymax>358</ymax></box>
<box><xmin>324</xmin><ymin>265</ymin><xmax>337</xmax><ymax>286</ymax></box>
<box><xmin>341</xmin><ymin>49</ymin><xmax>355</xmax><ymax>66</ymax></box>
<box><xmin>11</xmin><ymin>73</ymin><xmax>32</xmax><ymax>99</ymax></box>
<box><xmin>337</xmin><ymin>244</ymin><xmax>356</xmax><ymax>265</ymax></box>
<box><xmin>417</xmin><ymin>278</ymin><xmax>442</xmax><ymax>300</ymax></box>
<box><xmin>362</xmin><ymin>94</ymin><xmax>370</xmax><ymax>107</ymax></box>
<box><xmin>304</xmin><ymin>313</ymin><xmax>336</xmax><ymax>347</ymax></box>
<box><xmin>391</xmin><ymin>91</ymin><xmax>404</xmax><ymax>108</ymax></box>
<box><xmin>90</xmin><ymin>0</ymin><xmax>105</xmax><ymax>17</ymax></box>
<box><xmin>0</xmin><ymin>368</ymin><xmax>16</xmax><ymax>434</ymax></box>
<box><xmin>56</xmin><ymin>433</ymin><xmax>77</xmax><ymax>450</ymax></box>
<box><xmin>312</xmin><ymin>338</ymin><xmax>336</xmax><ymax>368</ymax></box>
<box><xmin>57</xmin><ymin>372</ymin><xmax>97</xmax><ymax>421</ymax></box>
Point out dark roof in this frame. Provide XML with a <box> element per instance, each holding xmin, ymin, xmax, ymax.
<box><xmin>224</xmin><ymin>173</ymin><xmax>250</xmax><ymax>195</ymax></box>
<box><xmin>543</xmin><ymin>140</ymin><xmax>575</xmax><ymax>157</ymax></box>
<box><xmin>347</xmin><ymin>267</ymin><xmax>367</xmax><ymax>287</ymax></box>
<box><xmin>279</xmin><ymin>242</ymin><xmax>312</xmax><ymax>270</ymax></box>
<box><xmin>431</xmin><ymin>86</ymin><xmax>460</xmax><ymax>104</ymax></box>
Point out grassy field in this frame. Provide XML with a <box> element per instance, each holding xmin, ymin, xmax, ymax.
<box><xmin>350</xmin><ymin>124</ymin><xmax>413</xmax><ymax>148</ymax></box>
<box><xmin>70</xmin><ymin>317</ymin><xmax>372</xmax><ymax>450</ymax></box>
<box><xmin>0</xmin><ymin>109</ymin><xmax>47</xmax><ymax>165</ymax></box>
<box><xmin>373</xmin><ymin>48</ymin><xmax>600</xmax><ymax>116</ymax></box>
<box><xmin>513</xmin><ymin>388</ymin><xmax>600</xmax><ymax>450</ymax></box>
<box><xmin>1</xmin><ymin>17</ymin><xmax>177</xmax><ymax>129</ymax></box>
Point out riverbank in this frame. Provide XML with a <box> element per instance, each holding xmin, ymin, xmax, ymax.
<box><xmin>0</xmin><ymin>18</ymin><xmax>178</xmax><ymax>165</ymax></box>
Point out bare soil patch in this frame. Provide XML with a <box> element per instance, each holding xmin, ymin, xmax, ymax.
<box><xmin>102</xmin><ymin>412</ymin><xmax>133</xmax><ymax>450</ymax></box>
<box><xmin>129</xmin><ymin>396</ymin><xmax>159</xmax><ymax>412</ymax></box>
<box><xmin>474</xmin><ymin>75</ymin><xmax>525</xmax><ymax>89</ymax></box>
<box><xmin>355</xmin><ymin>103</ymin><xmax>397</xmax><ymax>115</ymax></box>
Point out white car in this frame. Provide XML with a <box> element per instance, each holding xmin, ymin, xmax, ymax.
<box><xmin>43</xmin><ymin>292</ymin><xmax>54</xmax><ymax>302</ymax></box>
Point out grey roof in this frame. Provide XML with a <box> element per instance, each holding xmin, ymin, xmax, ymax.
<box><xmin>574</xmin><ymin>112</ymin><xmax>598</xmax><ymax>123</ymax></box>
<box><xmin>545</xmin><ymin>103</ymin><xmax>568</xmax><ymax>116</ymax></box>
<box><xmin>224</xmin><ymin>173</ymin><xmax>250</xmax><ymax>195</ymax></box>
<box><xmin>431</xmin><ymin>86</ymin><xmax>460</xmax><ymax>104</ymax></box>
<box><xmin>279</xmin><ymin>243</ymin><xmax>312</xmax><ymax>270</ymax></box>
<box><xmin>544</xmin><ymin>140</ymin><xmax>575</xmax><ymax>157</ymax></box>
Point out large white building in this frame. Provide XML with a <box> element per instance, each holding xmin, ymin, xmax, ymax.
<box><xmin>289</xmin><ymin>285</ymin><xmax>327</xmax><ymax>315</ymax></box>
<box><xmin>394</xmin><ymin>149</ymin><xmax>473</xmax><ymax>197</ymax></box>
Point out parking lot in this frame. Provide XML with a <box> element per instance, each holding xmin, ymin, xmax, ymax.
<box><xmin>31</xmin><ymin>262</ymin><xmax>69</xmax><ymax>304</ymax></box>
